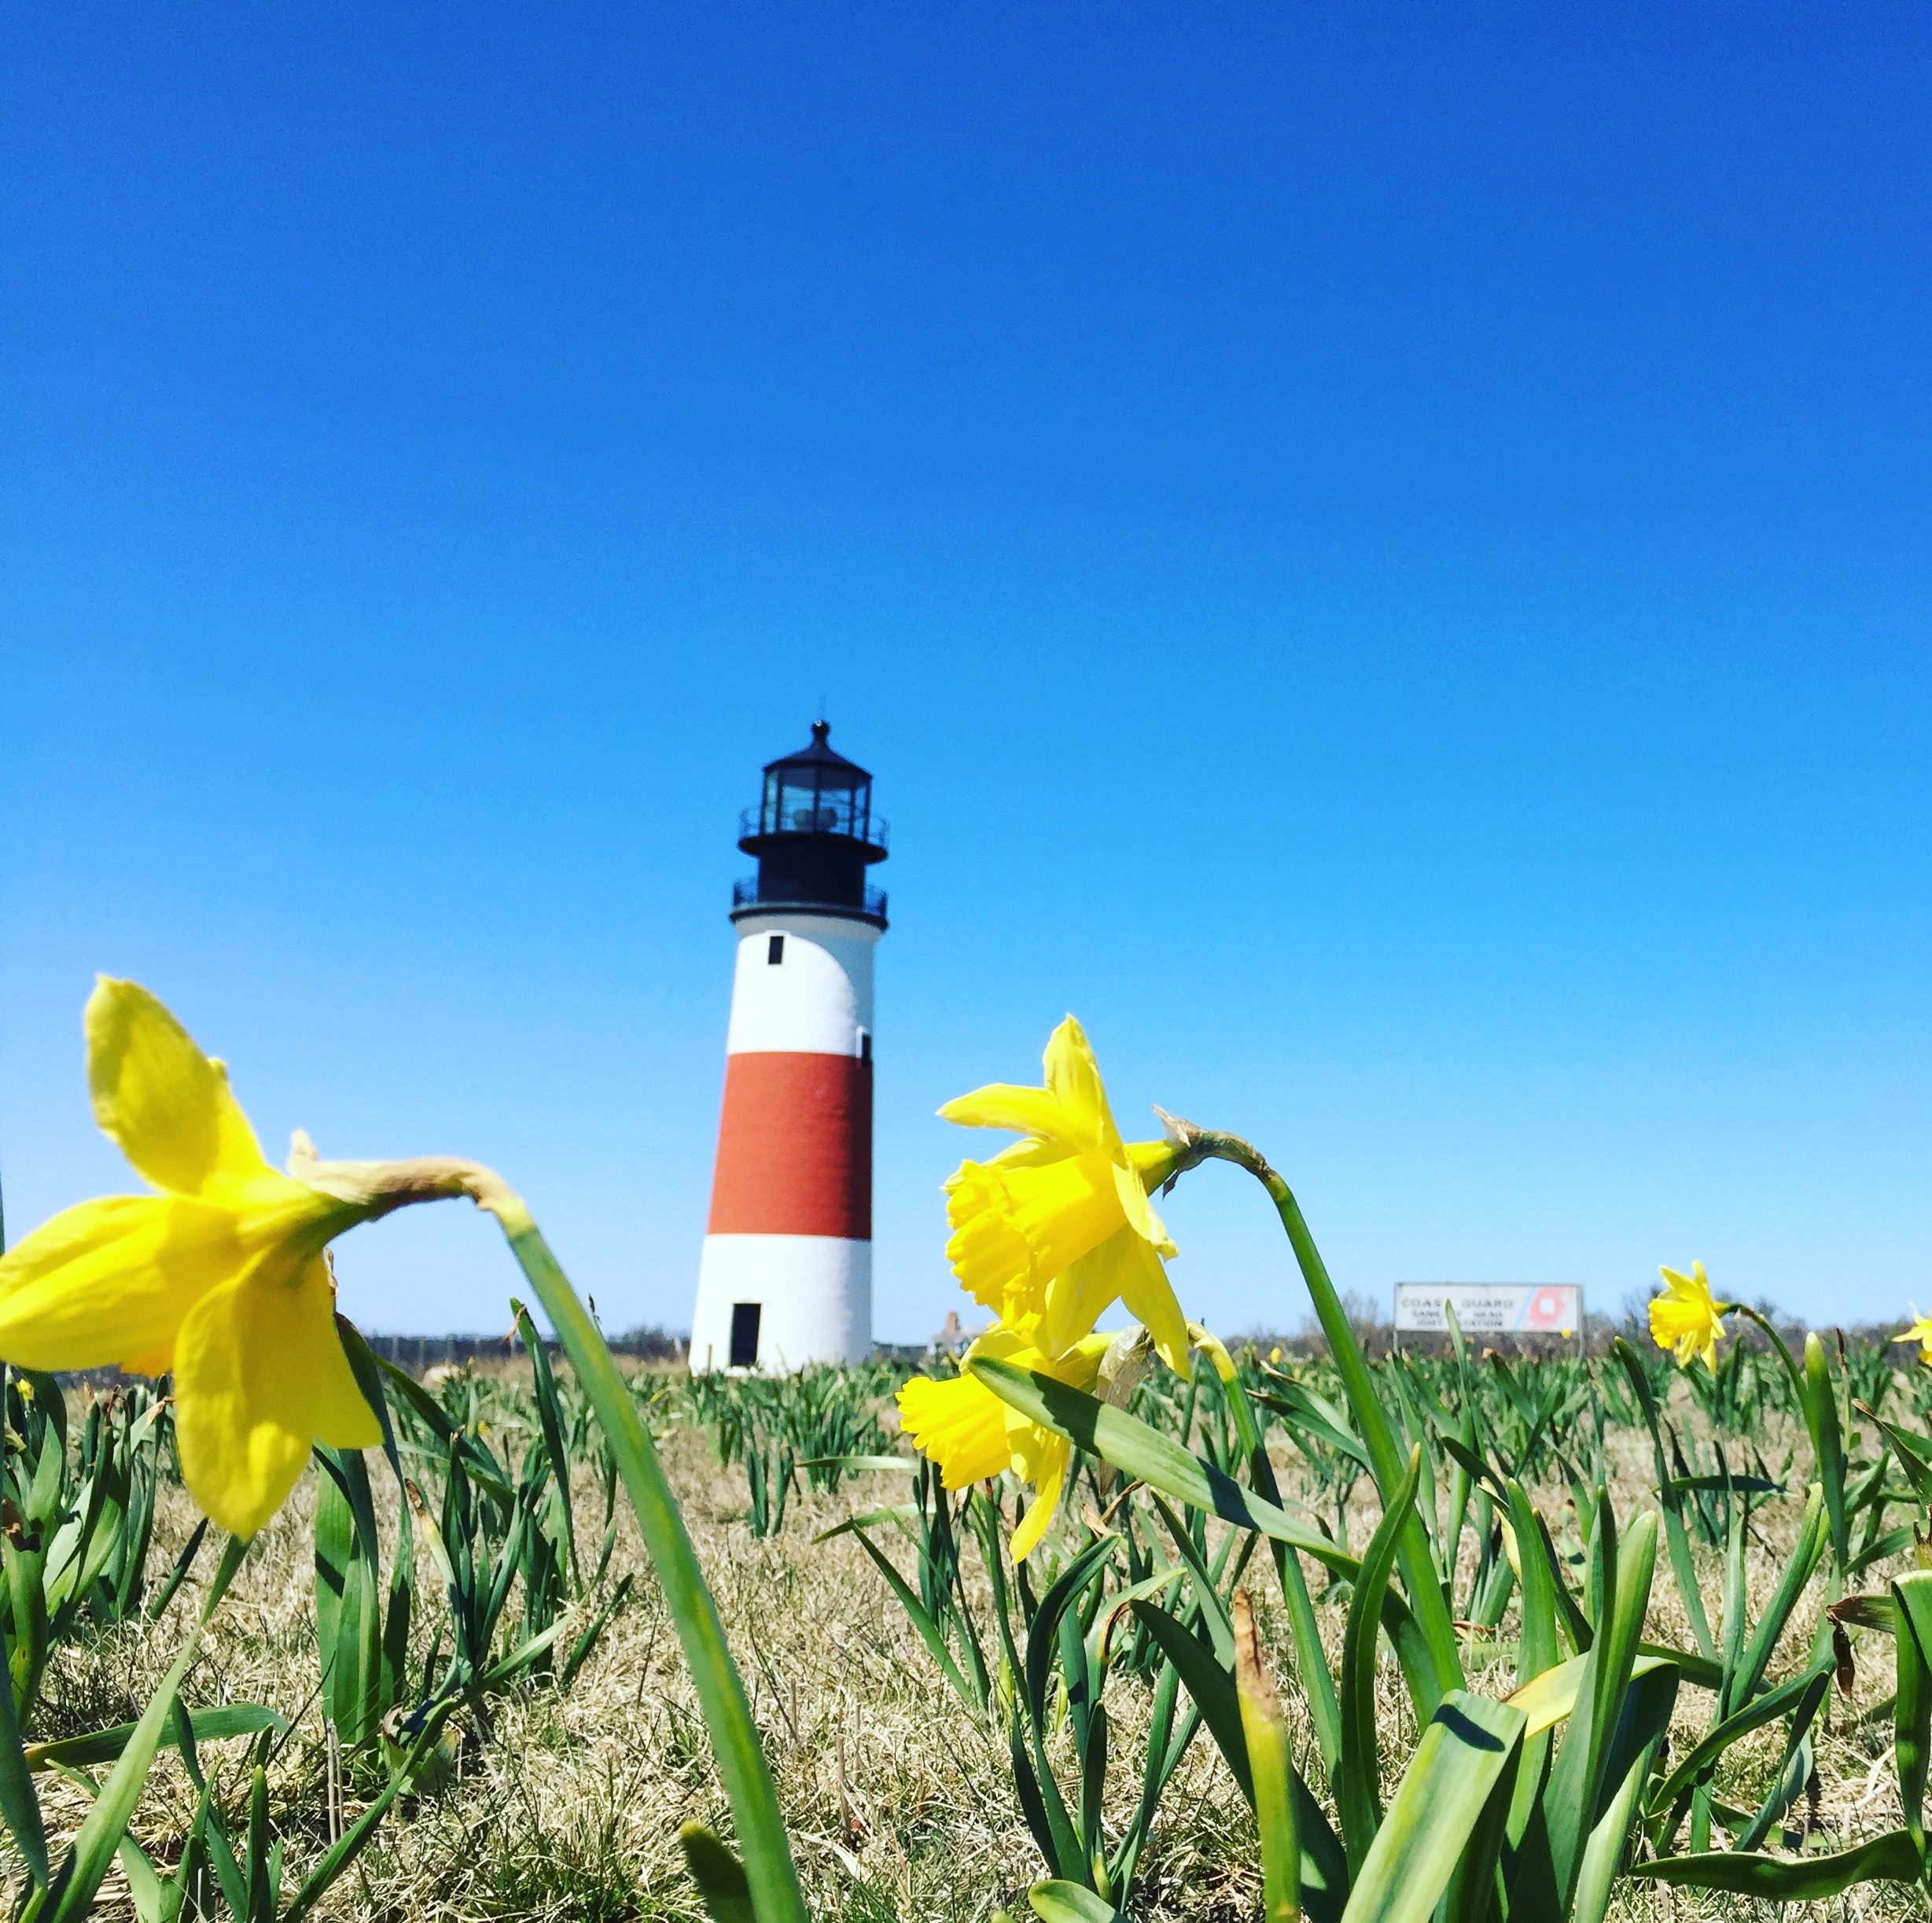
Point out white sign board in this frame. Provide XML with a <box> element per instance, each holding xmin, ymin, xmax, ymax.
<box><xmin>1393</xmin><ymin>1283</ymin><xmax>1582</xmax><ymax>1336</ymax></box>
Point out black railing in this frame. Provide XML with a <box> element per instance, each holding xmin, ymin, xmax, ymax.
<box><xmin>738</xmin><ymin>804</ymin><xmax>889</xmax><ymax>854</ymax></box>
<box><xmin>732</xmin><ymin>876</ymin><xmax>888</xmax><ymax>920</ymax></box>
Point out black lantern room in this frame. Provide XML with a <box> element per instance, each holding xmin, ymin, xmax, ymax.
<box><xmin>731</xmin><ymin>721</ymin><xmax>889</xmax><ymax>926</ymax></box>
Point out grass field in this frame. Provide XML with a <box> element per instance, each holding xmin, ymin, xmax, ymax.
<box><xmin>19</xmin><ymin>1344</ymin><xmax>1928</xmax><ymax>1923</ymax></box>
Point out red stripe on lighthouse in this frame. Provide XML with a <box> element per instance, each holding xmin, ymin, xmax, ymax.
<box><xmin>707</xmin><ymin>1052</ymin><xmax>873</xmax><ymax>1239</ymax></box>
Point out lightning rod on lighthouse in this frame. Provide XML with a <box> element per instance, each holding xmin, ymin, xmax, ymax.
<box><xmin>690</xmin><ymin>721</ymin><xmax>888</xmax><ymax>1371</ymax></box>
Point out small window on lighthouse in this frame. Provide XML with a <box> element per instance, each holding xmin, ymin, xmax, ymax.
<box><xmin>858</xmin><ymin>1030</ymin><xmax>872</xmax><ymax>1062</ymax></box>
<box><xmin>730</xmin><ymin>1302</ymin><xmax>761</xmax><ymax>1369</ymax></box>
<box><xmin>767</xmin><ymin>935</ymin><xmax>786</xmax><ymax>965</ymax></box>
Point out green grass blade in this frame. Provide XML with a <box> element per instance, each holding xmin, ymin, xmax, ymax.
<box><xmin>497</xmin><ymin>1214</ymin><xmax>807</xmax><ymax>1923</ymax></box>
<box><xmin>44</xmin><ymin>1534</ymin><xmax>246</xmax><ymax>1923</ymax></box>
<box><xmin>283</xmin><ymin>1701</ymin><xmax>458</xmax><ymax>1923</ymax></box>
<box><xmin>1339</xmin><ymin>1445</ymin><xmax>1422</xmax><ymax>1870</ymax></box>
<box><xmin>0</xmin><ymin>1596</ymin><xmax>46</xmax><ymax>1884</ymax></box>
<box><xmin>1338</xmin><ymin>1690</ymin><xmax>1524</xmax><ymax>1923</ymax></box>
<box><xmin>1235</xmin><ymin>1590</ymin><xmax>1301</xmax><ymax>1923</ymax></box>
<box><xmin>1635</xmin><ymin>1828</ymin><xmax>1923</xmax><ymax>1899</ymax></box>
<box><xmin>25</xmin><ymin>1705</ymin><xmax>285</xmax><ymax>1772</ymax></box>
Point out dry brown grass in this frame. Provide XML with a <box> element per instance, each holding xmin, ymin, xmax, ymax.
<box><xmin>17</xmin><ymin>1380</ymin><xmax>1930</xmax><ymax>1921</ymax></box>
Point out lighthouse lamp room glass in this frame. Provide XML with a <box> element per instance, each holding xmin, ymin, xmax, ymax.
<box><xmin>689</xmin><ymin>723</ymin><xmax>888</xmax><ymax>1372</ymax></box>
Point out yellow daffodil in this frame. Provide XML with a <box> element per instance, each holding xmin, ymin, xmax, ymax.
<box><xmin>940</xmin><ymin>1016</ymin><xmax>1190</xmax><ymax>1374</ymax></box>
<box><xmin>0</xmin><ymin>979</ymin><xmax>382</xmax><ymax>1537</ymax></box>
<box><xmin>1896</xmin><ymin>1311</ymin><xmax>1932</xmax><ymax>1366</ymax></box>
<box><xmin>1649</xmin><ymin>1260</ymin><xmax>1731</xmax><ymax>1374</ymax></box>
<box><xmin>896</xmin><ymin>1327</ymin><xmax>1114</xmax><ymax>1560</ymax></box>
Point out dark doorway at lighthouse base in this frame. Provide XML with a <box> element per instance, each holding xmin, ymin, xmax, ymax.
<box><xmin>730</xmin><ymin>1302</ymin><xmax>762</xmax><ymax>1369</ymax></box>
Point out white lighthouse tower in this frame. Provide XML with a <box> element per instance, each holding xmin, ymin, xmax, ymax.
<box><xmin>690</xmin><ymin>723</ymin><xmax>887</xmax><ymax>1371</ymax></box>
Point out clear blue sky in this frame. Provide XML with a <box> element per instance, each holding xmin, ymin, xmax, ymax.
<box><xmin>4</xmin><ymin>6</ymin><xmax>1929</xmax><ymax>1341</ymax></box>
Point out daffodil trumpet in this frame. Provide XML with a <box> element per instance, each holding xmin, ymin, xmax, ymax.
<box><xmin>939</xmin><ymin>1015</ymin><xmax>1192</xmax><ymax>1373</ymax></box>
<box><xmin>898</xmin><ymin>1327</ymin><xmax>1117</xmax><ymax>1559</ymax></box>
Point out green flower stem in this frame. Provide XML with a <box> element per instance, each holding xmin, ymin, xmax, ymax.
<box><xmin>293</xmin><ymin>1146</ymin><xmax>806</xmax><ymax>1923</ymax></box>
<box><xmin>1168</xmin><ymin>1122</ymin><xmax>1463</xmax><ymax>1705</ymax></box>
<box><xmin>491</xmin><ymin>1201</ymin><xmax>808</xmax><ymax>1923</ymax></box>
<box><xmin>1728</xmin><ymin>1305</ymin><xmax>1805</xmax><ymax>1407</ymax></box>
<box><xmin>1730</xmin><ymin>1303</ymin><xmax>1848</xmax><ymax>1583</ymax></box>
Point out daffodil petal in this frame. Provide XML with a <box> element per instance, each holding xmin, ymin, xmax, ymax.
<box><xmin>1010</xmin><ymin>1439</ymin><xmax>1069</xmax><ymax>1560</ymax></box>
<box><xmin>314</xmin><ymin>1312</ymin><xmax>383</xmax><ymax>1450</ymax></box>
<box><xmin>0</xmin><ymin>1195</ymin><xmax>238</xmax><ymax>1372</ymax></box>
<box><xmin>1042</xmin><ymin>1017</ymin><xmax>1113</xmax><ymax>1142</ymax></box>
<box><xmin>173</xmin><ymin>1256</ymin><xmax>371</xmax><ymax>1537</ymax></box>
<box><xmin>1038</xmin><ymin>1239</ymin><xmax>1135</xmax><ymax>1360</ymax></box>
<box><xmin>86</xmin><ymin>978</ymin><xmax>282</xmax><ymax>1205</ymax></box>
<box><xmin>1117</xmin><ymin>1232</ymin><xmax>1193</xmax><ymax>1378</ymax></box>
<box><xmin>938</xmin><ymin>1084</ymin><xmax>1091</xmax><ymax>1150</ymax></box>
<box><xmin>1110</xmin><ymin>1153</ymin><xmax>1177</xmax><ymax>1255</ymax></box>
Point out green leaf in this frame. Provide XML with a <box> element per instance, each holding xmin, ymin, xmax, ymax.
<box><xmin>1803</xmin><ymin>1332</ymin><xmax>1849</xmax><ymax>1564</ymax></box>
<box><xmin>1024</xmin><ymin>1534</ymin><xmax>1117</xmax><ymax>1737</ymax></box>
<box><xmin>143</xmin><ymin>1516</ymin><xmax>208</xmax><ymax>1624</ymax></box>
<box><xmin>1235</xmin><ymin>1590</ymin><xmax>1302</xmax><ymax>1923</ymax></box>
<box><xmin>1130</xmin><ymin>1602</ymin><xmax>1252</xmax><ymax>1806</ymax></box>
<box><xmin>1504</xmin><ymin>1479</ymin><xmax>1558</xmax><ymax>1685</ymax></box>
<box><xmin>512</xmin><ymin>1299</ymin><xmax>581</xmax><ymax>1590</ymax></box>
<box><xmin>1570</xmin><ymin>1659</ymin><xmax>1677</xmax><ymax>1923</ymax></box>
<box><xmin>1894</xmin><ymin>1570</ymin><xmax>1932</xmax><ymax>1852</ymax></box>
<box><xmin>1860</xmin><ymin>1401</ymin><xmax>1932</xmax><ymax>1509</ymax></box>
<box><xmin>1729</xmin><ymin>1483</ymin><xmax>1827</xmax><ymax>1715</ymax></box>
<box><xmin>679</xmin><ymin>1824</ymin><xmax>757</xmax><ymax>1923</ymax></box>
<box><xmin>1646</xmin><ymin>1657</ymin><xmax>1832</xmax><ymax>1816</ymax></box>
<box><xmin>1338</xmin><ymin>1445</ymin><xmax>1421</xmax><ymax>1871</ymax></box>
<box><xmin>1130</xmin><ymin>1597</ymin><xmax>1345</xmax><ymax>1917</ymax></box>
<box><xmin>1026</xmin><ymin>1880</ymin><xmax>1124</xmax><ymax>1923</ymax></box>
<box><xmin>1635</xmin><ymin>1828</ymin><xmax>1923</xmax><ymax>1899</ymax></box>
<box><xmin>25</xmin><ymin>1704</ymin><xmax>285</xmax><ymax>1772</ymax></box>
<box><xmin>0</xmin><ymin>1595</ymin><xmax>46</xmax><ymax>1884</ymax></box>
<box><xmin>847</xmin><ymin>1523</ymin><xmax>982</xmax><ymax>1715</ymax></box>
<box><xmin>1338</xmin><ymin>1690</ymin><xmax>1525</xmax><ymax>1923</ymax></box>
<box><xmin>968</xmin><ymin>1360</ymin><xmax>1358</xmax><ymax>1579</ymax></box>
<box><xmin>502</xmin><ymin>1218</ymin><xmax>808</xmax><ymax>1923</ymax></box>
<box><xmin>43</xmin><ymin>1534</ymin><xmax>247</xmax><ymax>1923</ymax></box>
<box><xmin>314</xmin><ymin>1446</ymin><xmax>382</xmax><ymax>1745</ymax></box>
<box><xmin>1542</xmin><ymin>1500</ymin><xmax>1658</xmax><ymax>1910</ymax></box>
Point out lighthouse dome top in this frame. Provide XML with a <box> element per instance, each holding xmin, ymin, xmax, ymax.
<box><xmin>731</xmin><ymin>720</ymin><xmax>889</xmax><ymax>927</ymax></box>
<box><xmin>766</xmin><ymin>719</ymin><xmax>869</xmax><ymax>785</ymax></box>
<box><xmin>738</xmin><ymin>720</ymin><xmax>889</xmax><ymax>861</ymax></box>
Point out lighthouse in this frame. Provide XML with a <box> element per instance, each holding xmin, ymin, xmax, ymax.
<box><xmin>689</xmin><ymin>722</ymin><xmax>888</xmax><ymax>1371</ymax></box>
